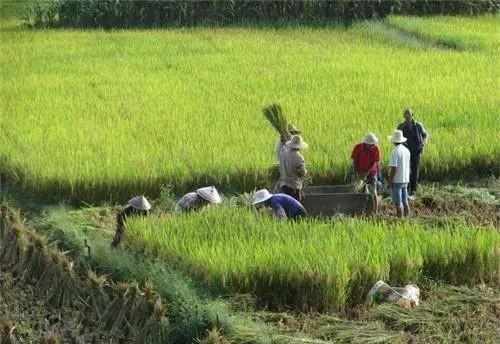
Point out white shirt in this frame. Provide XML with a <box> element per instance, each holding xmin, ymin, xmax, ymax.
<box><xmin>389</xmin><ymin>144</ymin><xmax>411</xmax><ymax>184</ymax></box>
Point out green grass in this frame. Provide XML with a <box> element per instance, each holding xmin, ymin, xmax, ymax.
<box><xmin>1</xmin><ymin>14</ymin><xmax>499</xmax><ymax>201</ymax></box>
<box><xmin>387</xmin><ymin>15</ymin><xmax>500</xmax><ymax>53</ymax></box>
<box><xmin>124</xmin><ymin>207</ymin><xmax>499</xmax><ymax>312</ymax></box>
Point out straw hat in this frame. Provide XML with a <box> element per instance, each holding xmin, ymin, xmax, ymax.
<box><xmin>362</xmin><ymin>132</ymin><xmax>379</xmax><ymax>145</ymax></box>
<box><xmin>196</xmin><ymin>186</ymin><xmax>222</xmax><ymax>204</ymax></box>
<box><xmin>127</xmin><ymin>196</ymin><xmax>152</xmax><ymax>211</ymax></box>
<box><xmin>287</xmin><ymin>123</ymin><xmax>301</xmax><ymax>134</ymax></box>
<box><xmin>252</xmin><ymin>189</ymin><xmax>273</xmax><ymax>205</ymax></box>
<box><xmin>388</xmin><ymin>130</ymin><xmax>407</xmax><ymax>143</ymax></box>
<box><xmin>285</xmin><ymin>135</ymin><xmax>308</xmax><ymax>149</ymax></box>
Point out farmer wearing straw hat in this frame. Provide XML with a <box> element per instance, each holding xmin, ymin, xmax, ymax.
<box><xmin>277</xmin><ymin>135</ymin><xmax>308</xmax><ymax>201</ymax></box>
<box><xmin>111</xmin><ymin>195</ymin><xmax>151</xmax><ymax>247</ymax></box>
<box><xmin>351</xmin><ymin>132</ymin><xmax>381</xmax><ymax>213</ymax></box>
<box><xmin>175</xmin><ymin>186</ymin><xmax>222</xmax><ymax>213</ymax></box>
<box><xmin>388</xmin><ymin>130</ymin><xmax>411</xmax><ymax>218</ymax></box>
<box><xmin>397</xmin><ymin>108</ymin><xmax>429</xmax><ymax>195</ymax></box>
<box><xmin>252</xmin><ymin>189</ymin><xmax>307</xmax><ymax>220</ymax></box>
<box><xmin>274</xmin><ymin>123</ymin><xmax>301</xmax><ymax>161</ymax></box>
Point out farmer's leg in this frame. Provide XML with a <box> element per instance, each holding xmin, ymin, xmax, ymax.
<box><xmin>402</xmin><ymin>183</ymin><xmax>410</xmax><ymax>217</ymax></box>
<box><xmin>410</xmin><ymin>153</ymin><xmax>421</xmax><ymax>195</ymax></box>
<box><xmin>391</xmin><ymin>183</ymin><xmax>403</xmax><ymax>218</ymax></box>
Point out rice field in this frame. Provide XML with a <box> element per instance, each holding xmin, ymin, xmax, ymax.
<box><xmin>125</xmin><ymin>208</ymin><xmax>500</xmax><ymax>312</ymax></box>
<box><xmin>1</xmin><ymin>13</ymin><xmax>499</xmax><ymax>201</ymax></box>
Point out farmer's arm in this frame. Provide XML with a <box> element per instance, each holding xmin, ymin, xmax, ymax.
<box><xmin>419</xmin><ymin>123</ymin><xmax>429</xmax><ymax>144</ymax></box>
<box><xmin>388</xmin><ymin>149</ymin><xmax>398</xmax><ymax>186</ymax></box>
<box><xmin>274</xmin><ymin>206</ymin><xmax>288</xmax><ymax>219</ymax></box>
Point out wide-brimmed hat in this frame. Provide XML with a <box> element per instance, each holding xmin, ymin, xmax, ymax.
<box><xmin>127</xmin><ymin>195</ymin><xmax>152</xmax><ymax>211</ymax></box>
<box><xmin>388</xmin><ymin>130</ymin><xmax>407</xmax><ymax>143</ymax></box>
<box><xmin>285</xmin><ymin>135</ymin><xmax>308</xmax><ymax>149</ymax></box>
<box><xmin>252</xmin><ymin>189</ymin><xmax>273</xmax><ymax>205</ymax></box>
<box><xmin>196</xmin><ymin>186</ymin><xmax>222</xmax><ymax>204</ymax></box>
<box><xmin>287</xmin><ymin>123</ymin><xmax>301</xmax><ymax>134</ymax></box>
<box><xmin>362</xmin><ymin>132</ymin><xmax>379</xmax><ymax>145</ymax></box>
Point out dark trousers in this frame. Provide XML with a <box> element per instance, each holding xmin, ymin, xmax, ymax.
<box><xmin>290</xmin><ymin>207</ymin><xmax>308</xmax><ymax>220</ymax></box>
<box><xmin>279</xmin><ymin>185</ymin><xmax>302</xmax><ymax>202</ymax></box>
<box><xmin>409</xmin><ymin>153</ymin><xmax>421</xmax><ymax>194</ymax></box>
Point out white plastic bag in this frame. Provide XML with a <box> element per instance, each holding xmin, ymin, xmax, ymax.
<box><xmin>368</xmin><ymin>280</ymin><xmax>420</xmax><ymax>309</ymax></box>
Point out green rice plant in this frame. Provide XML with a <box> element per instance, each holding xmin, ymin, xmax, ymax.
<box><xmin>1</xmin><ymin>15</ymin><xmax>499</xmax><ymax>201</ymax></box>
<box><xmin>125</xmin><ymin>207</ymin><xmax>500</xmax><ymax>312</ymax></box>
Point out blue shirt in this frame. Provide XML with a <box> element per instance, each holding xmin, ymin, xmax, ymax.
<box><xmin>270</xmin><ymin>194</ymin><xmax>305</xmax><ymax>219</ymax></box>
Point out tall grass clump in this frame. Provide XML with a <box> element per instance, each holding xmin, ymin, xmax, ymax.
<box><xmin>125</xmin><ymin>208</ymin><xmax>500</xmax><ymax>312</ymax></box>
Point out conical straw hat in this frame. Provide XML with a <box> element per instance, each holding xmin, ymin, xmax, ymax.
<box><xmin>196</xmin><ymin>186</ymin><xmax>222</xmax><ymax>204</ymax></box>
<box><xmin>127</xmin><ymin>196</ymin><xmax>152</xmax><ymax>211</ymax></box>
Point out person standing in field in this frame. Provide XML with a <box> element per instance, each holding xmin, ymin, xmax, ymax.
<box><xmin>277</xmin><ymin>134</ymin><xmax>308</xmax><ymax>201</ymax></box>
<box><xmin>387</xmin><ymin>130</ymin><xmax>411</xmax><ymax>218</ymax></box>
<box><xmin>175</xmin><ymin>186</ymin><xmax>222</xmax><ymax>213</ymax></box>
<box><xmin>252</xmin><ymin>189</ymin><xmax>307</xmax><ymax>220</ymax></box>
<box><xmin>111</xmin><ymin>195</ymin><xmax>151</xmax><ymax>248</ymax></box>
<box><xmin>397</xmin><ymin>108</ymin><xmax>429</xmax><ymax>195</ymax></box>
<box><xmin>274</xmin><ymin>123</ymin><xmax>301</xmax><ymax>161</ymax></box>
<box><xmin>351</xmin><ymin>132</ymin><xmax>381</xmax><ymax>213</ymax></box>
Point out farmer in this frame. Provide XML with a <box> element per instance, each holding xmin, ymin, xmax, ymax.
<box><xmin>397</xmin><ymin>108</ymin><xmax>429</xmax><ymax>195</ymax></box>
<box><xmin>277</xmin><ymin>134</ymin><xmax>308</xmax><ymax>201</ymax></box>
<box><xmin>351</xmin><ymin>132</ymin><xmax>381</xmax><ymax>213</ymax></box>
<box><xmin>274</xmin><ymin>123</ymin><xmax>301</xmax><ymax>161</ymax></box>
<box><xmin>387</xmin><ymin>130</ymin><xmax>411</xmax><ymax>218</ymax></box>
<box><xmin>252</xmin><ymin>189</ymin><xmax>307</xmax><ymax>220</ymax></box>
<box><xmin>111</xmin><ymin>195</ymin><xmax>151</xmax><ymax>248</ymax></box>
<box><xmin>175</xmin><ymin>186</ymin><xmax>222</xmax><ymax>213</ymax></box>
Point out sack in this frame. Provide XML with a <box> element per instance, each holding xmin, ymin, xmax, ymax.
<box><xmin>368</xmin><ymin>280</ymin><xmax>420</xmax><ymax>309</ymax></box>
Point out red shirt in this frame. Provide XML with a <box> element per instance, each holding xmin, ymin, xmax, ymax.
<box><xmin>351</xmin><ymin>143</ymin><xmax>380</xmax><ymax>176</ymax></box>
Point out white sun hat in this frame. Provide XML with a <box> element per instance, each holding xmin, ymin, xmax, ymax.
<box><xmin>285</xmin><ymin>135</ymin><xmax>308</xmax><ymax>150</ymax></box>
<box><xmin>252</xmin><ymin>189</ymin><xmax>273</xmax><ymax>205</ymax></box>
<box><xmin>388</xmin><ymin>130</ymin><xmax>407</xmax><ymax>143</ymax></box>
<box><xmin>196</xmin><ymin>186</ymin><xmax>222</xmax><ymax>204</ymax></box>
<box><xmin>127</xmin><ymin>195</ymin><xmax>152</xmax><ymax>211</ymax></box>
<box><xmin>362</xmin><ymin>132</ymin><xmax>379</xmax><ymax>145</ymax></box>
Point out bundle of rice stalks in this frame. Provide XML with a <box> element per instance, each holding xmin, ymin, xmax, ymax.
<box><xmin>37</xmin><ymin>250</ymin><xmax>66</xmax><ymax>298</ymax></box>
<box><xmin>102</xmin><ymin>282</ymin><xmax>131</xmax><ymax>333</ymax></box>
<box><xmin>130</xmin><ymin>280</ymin><xmax>157</xmax><ymax>329</ymax></box>
<box><xmin>263</xmin><ymin>104</ymin><xmax>288</xmax><ymax>135</ymax></box>
<box><xmin>18</xmin><ymin>230</ymin><xmax>50</xmax><ymax>282</ymax></box>
<box><xmin>0</xmin><ymin>221</ymin><xmax>25</xmax><ymax>266</ymax></box>
<box><xmin>40</xmin><ymin>331</ymin><xmax>61</xmax><ymax>344</ymax></box>
<box><xmin>1</xmin><ymin>320</ymin><xmax>16</xmax><ymax>344</ymax></box>
<box><xmin>84</xmin><ymin>270</ymin><xmax>110</xmax><ymax>322</ymax></box>
<box><xmin>316</xmin><ymin>316</ymin><xmax>405</xmax><ymax>343</ymax></box>
<box><xmin>139</xmin><ymin>298</ymin><xmax>170</xmax><ymax>344</ymax></box>
<box><xmin>197</xmin><ymin>327</ymin><xmax>231</xmax><ymax>344</ymax></box>
<box><xmin>46</xmin><ymin>256</ymin><xmax>81</xmax><ymax>308</ymax></box>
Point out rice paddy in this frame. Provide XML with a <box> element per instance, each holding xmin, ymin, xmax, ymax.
<box><xmin>1</xmin><ymin>13</ymin><xmax>499</xmax><ymax>200</ymax></box>
<box><xmin>124</xmin><ymin>208</ymin><xmax>499</xmax><ymax>312</ymax></box>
